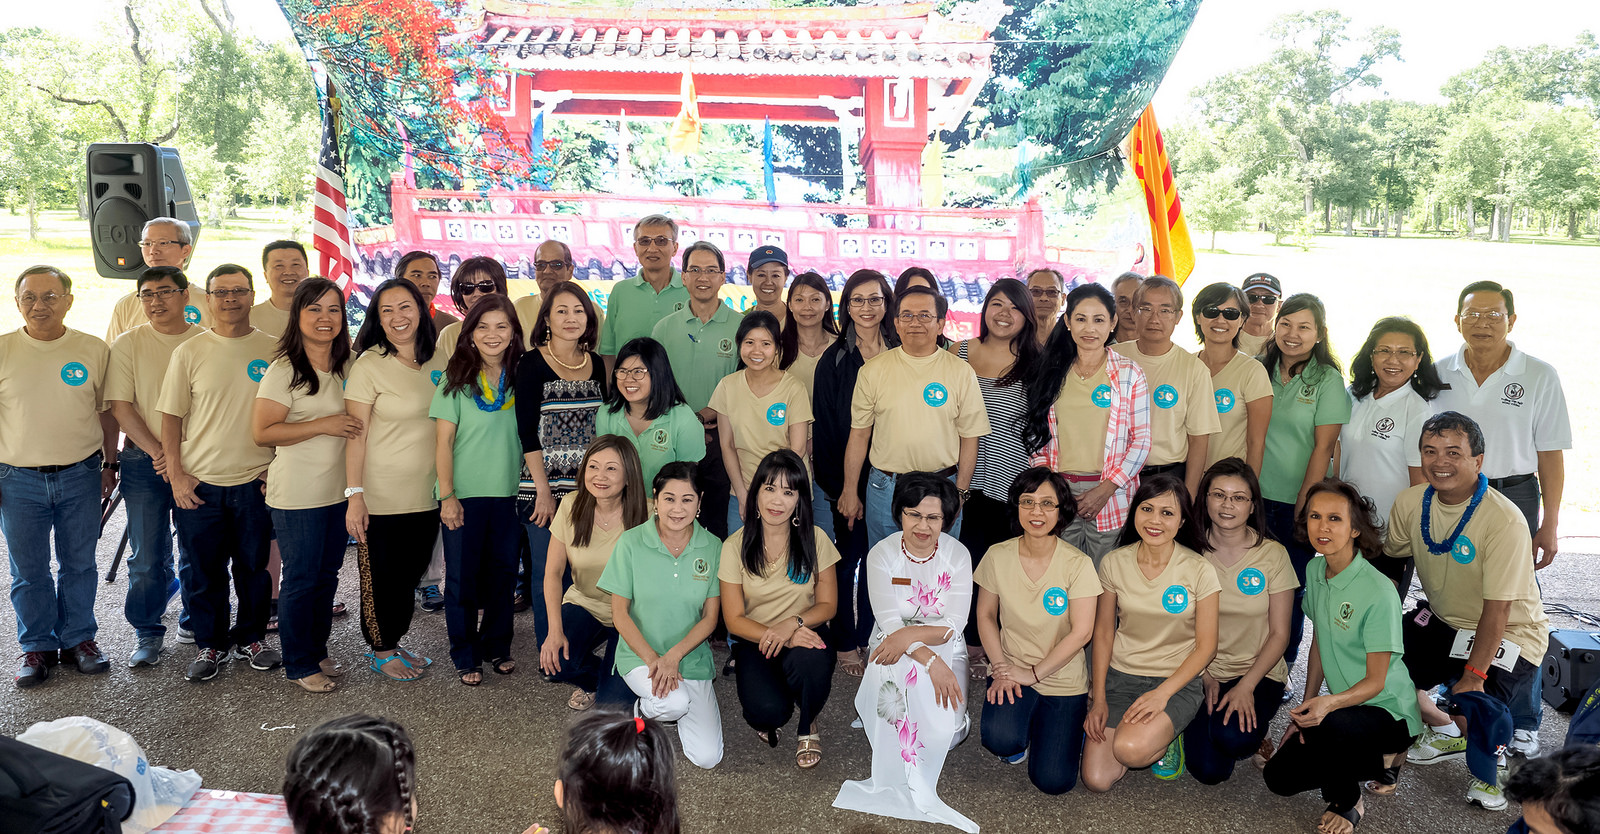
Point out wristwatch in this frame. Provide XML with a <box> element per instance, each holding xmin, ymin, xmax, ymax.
<box><xmin>343</xmin><ymin>486</ymin><xmax>365</xmax><ymax>499</ymax></box>
<box><xmin>102</xmin><ymin>461</ymin><xmax>120</xmax><ymax>473</ymax></box>
<box><xmin>794</xmin><ymin>615</ymin><xmax>805</xmax><ymax>630</ymax></box>
<box><xmin>957</xmin><ymin>488</ymin><xmax>971</xmax><ymax>504</ymax></box>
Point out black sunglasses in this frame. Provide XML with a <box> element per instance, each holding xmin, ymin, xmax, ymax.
<box><xmin>1246</xmin><ymin>293</ymin><xmax>1278</xmax><ymax>305</ymax></box>
<box><xmin>1201</xmin><ymin>306</ymin><xmax>1243</xmax><ymax>321</ymax></box>
<box><xmin>457</xmin><ymin>280</ymin><xmax>498</xmax><ymax>296</ymax></box>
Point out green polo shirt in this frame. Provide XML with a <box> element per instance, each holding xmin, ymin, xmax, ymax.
<box><xmin>599</xmin><ymin>268</ymin><xmax>689</xmax><ymax>355</ymax></box>
<box><xmin>650</xmin><ymin>302</ymin><xmax>740</xmax><ymax>412</ymax></box>
<box><xmin>598</xmin><ymin>521</ymin><xmax>722</xmax><ymax>680</ymax></box>
<box><xmin>428</xmin><ymin>383</ymin><xmax>520</xmax><ymax>499</ymax></box>
<box><xmin>1304</xmin><ymin>553</ymin><xmax>1423</xmax><ymax>735</ymax></box>
<box><xmin>596</xmin><ymin>401</ymin><xmax>706</xmax><ymax>489</ymax></box>
<box><xmin>1260</xmin><ymin>358</ymin><xmax>1351</xmax><ymax>503</ymax></box>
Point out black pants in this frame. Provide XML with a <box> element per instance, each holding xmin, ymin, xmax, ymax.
<box><xmin>829</xmin><ymin>500</ymin><xmax>873</xmax><ymax>653</ymax></box>
<box><xmin>441</xmin><ymin>497</ymin><xmax>519</xmax><ymax>671</ymax></box>
<box><xmin>1262</xmin><ymin>705</ymin><xmax>1415</xmax><ymax>812</ymax></box>
<box><xmin>731</xmin><ymin>636</ymin><xmax>835</xmax><ymax>734</ymax></box>
<box><xmin>547</xmin><ymin>603</ymin><xmax>633</xmax><ymax>706</ymax></box>
<box><xmin>697</xmin><ymin>424</ymin><xmax>732</xmax><ymax>540</ymax></box>
<box><xmin>359</xmin><ymin>510</ymin><xmax>441</xmax><ymax>652</ymax></box>
<box><xmin>956</xmin><ymin>490</ymin><xmax>1011</xmax><ymax>646</ymax></box>
<box><xmin>1184</xmin><ymin>677</ymin><xmax>1286</xmax><ymax>785</ymax></box>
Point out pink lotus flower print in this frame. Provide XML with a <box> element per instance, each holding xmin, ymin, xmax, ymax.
<box><xmin>905</xmin><ymin>664</ymin><xmax>919</xmax><ymax>689</ymax></box>
<box><xmin>910</xmin><ymin>572</ymin><xmax>951</xmax><ymax>619</ymax></box>
<box><xmin>897</xmin><ymin>717</ymin><xmax>924</xmax><ymax>766</ymax></box>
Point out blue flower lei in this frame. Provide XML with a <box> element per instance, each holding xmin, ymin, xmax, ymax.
<box><xmin>1420</xmin><ymin>473</ymin><xmax>1488</xmax><ymax>556</ymax></box>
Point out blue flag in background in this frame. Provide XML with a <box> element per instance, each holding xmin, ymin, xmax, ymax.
<box><xmin>763</xmin><ymin>117</ymin><xmax>776</xmax><ymax>205</ymax></box>
<box><xmin>530</xmin><ymin>111</ymin><xmax>551</xmax><ymax>190</ymax></box>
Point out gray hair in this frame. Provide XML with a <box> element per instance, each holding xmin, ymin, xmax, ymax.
<box><xmin>633</xmin><ymin>214</ymin><xmax>679</xmax><ymax>239</ymax></box>
<box><xmin>143</xmin><ymin>217</ymin><xmax>192</xmax><ymax>246</ymax></box>
<box><xmin>1134</xmin><ymin>274</ymin><xmax>1184</xmax><ymax>311</ymax></box>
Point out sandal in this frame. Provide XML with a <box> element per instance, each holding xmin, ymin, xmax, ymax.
<box><xmin>968</xmin><ymin>654</ymin><xmax>993</xmax><ymax>682</ymax></box>
<box><xmin>367</xmin><ymin>652</ymin><xmax>422</xmax><ymax>682</ymax></box>
<box><xmin>491</xmin><ymin>656</ymin><xmax>516</xmax><ymax>675</ymax></box>
<box><xmin>458</xmin><ymin>666</ymin><xmax>483</xmax><ymax>686</ymax></box>
<box><xmin>396</xmin><ymin>646</ymin><xmax>433</xmax><ymax>668</ymax></box>
<box><xmin>567</xmin><ymin>688</ymin><xmax>596</xmax><ymax>711</ymax></box>
<box><xmin>796</xmin><ymin>733</ymin><xmax>822</xmax><ymax>769</ymax></box>
<box><xmin>331</xmin><ymin>601</ymin><xmax>347</xmax><ymax>618</ymax></box>
<box><xmin>1364</xmin><ymin>766</ymin><xmax>1400</xmax><ymax>795</ymax></box>
<box><xmin>839</xmin><ymin>650</ymin><xmax>865</xmax><ymax>678</ymax></box>
<box><xmin>292</xmin><ymin>672</ymin><xmax>337</xmax><ymax>693</ymax></box>
<box><xmin>1320</xmin><ymin>802</ymin><xmax>1362</xmax><ymax>834</ymax></box>
<box><xmin>756</xmin><ymin>728</ymin><xmax>780</xmax><ymax>748</ymax></box>
<box><xmin>318</xmin><ymin>657</ymin><xmax>346</xmax><ymax>678</ymax></box>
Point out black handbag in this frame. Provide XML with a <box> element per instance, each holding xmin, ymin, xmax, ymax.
<box><xmin>0</xmin><ymin>735</ymin><xmax>135</xmax><ymax>834</ymax></box>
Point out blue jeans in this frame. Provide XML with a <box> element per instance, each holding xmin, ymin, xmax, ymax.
<box><xmin>980</xmin><ymin>685</ymin><xmax>1089</xmax><ymax>794</ymax></box>
<box><xmin>811</xmin><ymin>480</ymin><xmax>835</xmax><ymax>542</ymax></box>
<box><xmin>119</xmin><ymin>445</ymin><xmax>188</xmax><ymax>640</ymax></box>
<box><xmin>548</xmin><ymin>602</ymin><xmax>630</xmax><ymax>705</ymax></box>
<box><xmin>865</xmin><ymin>466</ymin><xmax>963</xmax><ymax>553</ymax></box>
<box><xmin>174</xmin><ymin>480</ymin><xmax>273</xmax><ymax>651</ymax></box>
<box><xmin>0</xmin><ymin>455</ymin><xmax>103</xmax><ymax>652</ymax></box>
<box><xmin>1498</xmin><ymin>476</ymin><xmax>1545</xmax><ymax>731</ymax></box>
<box><xmin>521</xmin><ymin>518</ymin><xmax>557</xmax><ymax>648</ymax></box>
<box><xmin>444</xmin><ymin>497</ymin><xmax>519</xmax><ymax>671</ymax></box>
<box><xmin>1264</xmin><ymin>499</ymin><xmax>1313</xmax><ymax>667</ymax></box>
<box><xmin>828</xmin><ymin>498</ymin><xmax>874</xmax><ymax>653</ymax></box>
<box><xmin>1184</xmin><ymin>676</ymin><xmax>1286</xmax><ymax>785</ymax></box>
<box><xmin>272</xmin><ymin>503</ymin><xmax>348</xmax><ymax>680</ymax></box>
<box><xmin>727</xmin><ymin>495</ymin><xmax>745</xmax><ymax>536</ymax></box>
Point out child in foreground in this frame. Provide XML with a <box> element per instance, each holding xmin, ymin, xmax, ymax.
<box><xmin>525</xmin><ymin>710</ymin><xmax>681</xmax><ymax>834</ymax></box>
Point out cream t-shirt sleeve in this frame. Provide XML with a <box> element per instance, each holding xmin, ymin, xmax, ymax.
<box><xmin>783</xmin><ymin>374</ymin><xmax>813</xmax><ymax>424</ymax></box>
<box><xmin>1264</xmin><ymin>542</ymin><xmax>1299</xmax><ymax>593</ymax></box>
<box><xmin>716</xmin><ymin>532</ymin><xmax>746</xmax><ymax>585</ymax></box>
<box><xmin>952</xmin><ymin>363</ymin><xmax>991</xmax><ymax>437</ymax></box>
<box><xmin>343</xmin><ymin>356</ymin><xmax>379</xmax><ymax>405</ymax></box>
<box><xmin>1241</xmin><ymin>357</ymin><xmax>1272</xmax><ymax>402</ymax></box>
<box><xmin>849</xmin><ymin>364</ymin><xmax>879</xmax><ymax>430</ymax></box>
<box><xmin>1385</xmin><ymin>488</ymin><xmax>1418</xmax><ymax>557</ymax></box>
<box><xmin>549</xmin><ymin>493</ymin><xmax>577</xmax><ymax>547</ymax></box>
<box><xmin>255</xmin><ymin>359</ymin><xmax>297</xmax><ymax>408</ymax></box>
<box><xmin>1186</xmin><ymin>359</ymin><xmax>1222</xmax><ymax>435</ymax></box>
<box><xmin>106</xmin><ymin>337</ymin><xmax>136</xmax><ymax>404</ymax></box>
<box><xmin>1190</xmin><ymin>550</ymin><xmax>1224</xmax><ymax>600</ymax></box>
<box><xmin>156</xmin><ymin>346</ymin><xmax>194</xmax><ymax>418</ymax></box>
<box><xmin>1067</xmin><ymin>551</ymin><xmax>1104</xmax><ymax>599</ymax></box>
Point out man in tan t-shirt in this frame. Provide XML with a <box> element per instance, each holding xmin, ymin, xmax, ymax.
<box><xmin>1113</xmin><ymin>276</ymin><xmax>1219</xmax><ymax>498</ymax></box>
<box><xmin>158</xmin><ymin>265</ymin><xmax>282</xmax><ymax>682</ymax></box>
<box><xmin>2</xmin><ymin>265</ymin><xmax>119</xmax><ymax>687</ymax></box>
<box><xmin>105</xmin><ymin>217</ymin><xmax>213</xmax><ymax>341</ymax></box>
<box><xmin>839</xmin><ymin>285</ymin><xmax>990</xmax><ymax>550</ymax></box>
<box><xmin>251</xmin><ymin>240</ymin><xmax>310</xmax><ymax>338</ymax></box>
<box><xmin>107</xmin><ymin>266</ymin><xmax>206</xmax><ymax>668</ymax></box>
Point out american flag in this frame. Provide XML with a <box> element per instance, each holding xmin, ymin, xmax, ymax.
<box><xmin>312</xmin><ymin>75</ymin><xmax>355</xmax><ymax>297</ymax></box>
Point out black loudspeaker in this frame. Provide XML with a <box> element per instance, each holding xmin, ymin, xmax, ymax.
<box><xmin>1542</xmin><ymin>629</ymin><xmax>1600</xmax><ymax>712</ymax></box>
<box><xmin>86</xmin><ymin>143</ymin><xmax>201</xmax><ymax>279</ymax></box>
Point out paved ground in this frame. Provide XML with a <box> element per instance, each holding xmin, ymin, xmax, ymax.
<box><xmin>4</xmin><ymin>513</ymin><xmax>1597</xmax><ymax>834</ymax></box>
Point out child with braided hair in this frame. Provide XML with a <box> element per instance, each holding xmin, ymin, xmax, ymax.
<box><xmin>524</xmin><ymin>711</ymin><xmax>680</xmax><ymax>834</ymax></box>
<box><xmin>283</xmin><ymin>714</ymin><xmax>416</xmax><ymax>834</ymax></box>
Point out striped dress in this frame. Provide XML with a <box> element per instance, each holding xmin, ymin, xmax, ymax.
<box><xmin>956</xmin><ymin>342</ymin><xmax>1030</xmax><ymax>501</ymax></box>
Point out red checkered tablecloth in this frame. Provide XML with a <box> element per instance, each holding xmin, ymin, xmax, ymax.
<box><xmin>153</xmin><ymin>789</ymin><xmax>294</xmax><ymax>833</ymax></box>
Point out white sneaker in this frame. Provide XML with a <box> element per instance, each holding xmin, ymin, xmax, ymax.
<box><xmin>1406</xmin><ymin>726</ymin><xmax>1467</xmax><ymax>765</ymax></box>
<box><xmin>1466</xmin><ymin>777</ymin><xmax>1507</xmax><ymax>810</ymax></box>
<box><xmin>1510</xmin><ymin>729</ymin><xmax>1540</xmax><ymax>758</ymax></box>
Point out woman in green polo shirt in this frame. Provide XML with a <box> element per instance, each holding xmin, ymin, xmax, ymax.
<box><xmin>1259</xmin><ymin>293</ymin><xmax>1351</xmax><ymax>669</ymax></box>
<box><xmin>596</xmin><ymin>337</ymin><xmax>705</xmax><ymax>489</ymax></box>
<box><xmin>430</xmin><ymin>294</ymin><xmax>525</xmax><ymax>686</ymax></box>
<box><xmin>1262</xmin><ymin>479</ymin><xmax>1420</xmax><ymax>834</ymax></box>
<box><xmin>599</xmin><ymin>460</ymin><xmax>725</xmax><ymax>769</ymax></box>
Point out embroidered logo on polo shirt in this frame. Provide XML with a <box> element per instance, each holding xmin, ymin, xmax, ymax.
<box><xmin>1298</xmin><ymin>384</ymin><xmax>1317</xmax><ymax>404</ymax></box>
<box><xmin>651</xmin><ymin>427</ymin><xmax>669</xmax><ymax>449</ymax></box>
<box><xmin>1043</xmin><ymin>587</ymin><xmax>1068</xmax><ymax>616</ymax></box>
<box><xmin>1502</xmin><ymin>383</ymin><xmax>1524</xmax><ymax>407</ymax></box>
<box><xmin>1153</xmin><ymin>384</ymin><xmax>1179</xmax><ymax>409</ymax></box>
<box><xmin>692</xmin><ymin>557</ymin><xmax>711</xmax><ymax>580</ymax></box>
<box><xmin>184</xmin><ymin>305</ymin><xmax>202</xmax><ymax>325</ymax></box>
<box><xmin>1371</xmin><ymin>417</ymin><xmax>1395</xmax><ymax>440</ymax></box>
<box><xmin>673</xmin><ymin>301</ymin><xmax>686</xmax><ymax>313</ymax></box>
<box><xmin>717</xmin><ymin>338</ymin><xmax>734</xmax><ymax>357</ymax></box>
<box><xmin>1338</xmin><ymin>601</ymin><xmax>1354</xmax><ymax>628</ymax></box>
<box><xmin>1452</xmin><ymin>536</ymin><xmax>1476</xmax><ymax>565</ymax></box>
<box><xmin>1091</xmin><ymin>384</ymin><xmax>1113</xmax><ymax>408</ymax></box>
<box><xmin>60</xmin><ymin>362</ymin><xmax>89</xmax><ymax>387</ymax></box>
<box><xmin>1214</xmin><ymin>387</ymin><xmax>1235</xmax><ymax>414</ymax></box>
<box><xmin>431</xmin><ymin>370</ymin><xmax>444</xmax><ymax>385</ymax></box>
<box><xmin>923</xmin><ymin>383</ymin><xmax>948</xmax><ymax>407</ymax></box>
<box><xmin>766</xmin><ymin>403</ymin><xmax>787</xmax><ymax>426</ymax></box>
<box><xmin>247</xmin><ymin>359</ymin><xmax>269</xmax><ymax>382</ymax></box>
<box><xmin>1161</xmin><ymin>585</ymin><xmax>1189</xmax><ymax>613</ymax></box>
<box><xmin>1238</xmin><ymin>568</ymin><xmax>1266</xmax><ymax>596</ymax></box>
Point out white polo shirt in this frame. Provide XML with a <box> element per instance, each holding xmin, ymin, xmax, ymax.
<box><xmin>1339</xmin><ymin>385</ymin><xmax>1429</xmax><ymax>525</ymax></box>
<box><xmin>1432</xmin><ymin>343</ymin><xmax>1570</xmax><ymax>479</ymax></box>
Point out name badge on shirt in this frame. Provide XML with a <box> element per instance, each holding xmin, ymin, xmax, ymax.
<box><xmin>1449</xmin><ymin>629</ymin><xmax>1521</xmax><ymax>672</ymax></box>
<box><xmin>891</xmin><ymin>577</ymin><xmax>912</xmax><ymax>586</ymax></box>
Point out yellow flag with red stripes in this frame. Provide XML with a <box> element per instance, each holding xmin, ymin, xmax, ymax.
<box><xmin>1129</xmin><ymin>104</ymin><xmax>1195</xmax><ymax>283</ymax></box>
<box><xmin>667</xmin><ymin>71</ymin><xmax>701</xmax><ymax>155</ymax></box>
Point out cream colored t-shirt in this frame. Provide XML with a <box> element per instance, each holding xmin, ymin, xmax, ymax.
<box><xmin>256</xmin><ymin>358</ymin><xmax>348</xmax><ymax>510</ymax></box>
<box><xmin>106</xmin><ymin>324</ymin><xmax>203</xmax><ymax>445</ymax></box>
<box><xmin>787</xmin><ymin>349</ymin><xmax>823</xmax><ymax>400</ymax></box>
<box><xmin>709</xmin><ymin>371</ymin><xmax>813</xmax><ymax>488</ymax></box>
<box><xmin>1054</xmin><ymin>362</ymin><xmax>1112</xmax><ymax>474</ymax></box>
<box><xmin>157</xmin><ymin>329</ymin><xmax>278</xmax><ymax>486</ymax></box>
<box><xmin>105</xmin><ymin>289</ymin><xmax>213</xmax><ymax>341</ymax></box>
<box><xmin>1386</xmin><ymin>484</ymin><xmax>1550</xmax><ymax>660</ymax></box>
<box><xmin>250</xmin><ymin>299</ymin><xmax>293</xmax><ymax>338</ymax></box>
<box><xmin>1236</xmin><ymin>329</ymin><xmax>1270</xmax><ymax>359</ymax></box>
<box><xmin>1203</xmin><ymin>350</ymin><xmax>1272</xmax><ymax>467</ymax></box>
<box><xmin>850</xmin><ymin>347</ymin><xmax>991</xmax><ymax>473</ymax></box>
<box><xmin>436</xmin><ymin>320</ymin><xmax>463</xmax><ymax>363</ymax></box>
<box><xmin>343</xmin><ymin>349</ymin><xmax>448</xmax><ymax>515</ymax></box>
<box><xmin>717</xmin><ymin>526</ymin><xmax>841</xmax><ymax>625</ymax></box>
<box><xmin>1205</xmin><ymin>539</ymin><xmax>1297</xmax><ymax>683</ymax></box>
<box><xmin>0</xmin><ymin>328</ymin><xmax>110</xmax><ymax>467</ymax></box>
<box><xmin>1113</xmin><ymin>342</ymin><xmax>1220</xmax><ymax>466</ymax></box>
<box><xmin>974</xmin><ymin>537</ymin><xmax>1103</xmax><ymax>696</ymax></box>
<box><xmin>549</xmin><ymin>492</ymin><xmax>626</xmax><ymax>627</ymax></box>
<box><xmin>1098</xmin><ymin>543</ymin><xmax>1222</xmax><ymax>679</ymax></box>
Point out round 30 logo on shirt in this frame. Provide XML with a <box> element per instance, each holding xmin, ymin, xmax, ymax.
<box><xmin>1043</xmin><ymin>586</ymin><xmax>1068</xmax><ymax>616</ymax></box>
<box><xmin>1237</xmin><ymin>568</ymin><xmax>1266</xmax><ymax>596</ymax></box>
<box><xmin>431</xmin><ymin>370</ymin><xmax>444</xmax><ymax>385</ymax></box>
<box><xmin>184</xmin><ymin>305</ymin><xmax>202</xmax><ymax>325</ymax></box>
<box><xmin>1091</xmin><ymin>384</ymin><xmax>1113</xmax><ymax>408</ymax></box>
<box><xmin>60</xmin><ymin>361</ymin><xmax>89</xmax><ymax>387</ymax></box>
<box><xmin>1214</xmin><ymin>388</ymin><xmax>1235</xmax><ymax>414</ymax></box>
<box><xmin>1452</xmin><ymin>536</ymin><xmax>1476</xmax><ymax>565</ymax></box>
<box><xmin>923</xmin><ymin>382</ymin><xmax>949</xmax><ymax>407</ymax></box>
<box><xmin>1161</xmin><ymin>584</ymin><xmax>1189</xmax><ymax>613</ymax></box>
<box><xmin>247</xmin><ymin>359</ymin><xmax>269</xmax><ymax>383</ymax></box>
<box><xmin>1153</xmin><ymin>384</ymin><xmax>1179</xmax><ymax>409</ymax></box>
<box><xmin>766</xmin><ymin>403</ymin><xmax>788</xmax><ymax>426</ymax></box>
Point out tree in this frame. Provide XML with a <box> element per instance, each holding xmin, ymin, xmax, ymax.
<box><xmin>1249</xmin><ymin>166</ymin><xmax>1309</xmax><ymax>245</ymax></box>
<box><xmin>242</xmin><ymin>102</ymin><xmax>318</xmax><ymax>208</ymax></box>
<box><xmin>1184</xmin><ymin>167</ymin><xmax>1248</xmax><ymax>250</ymax></box>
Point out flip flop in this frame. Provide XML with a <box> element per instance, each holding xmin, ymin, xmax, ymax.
<box><xmin>367</xmin><ymin>652</ymin><xmax>422</xmax><ymax>682</ymax></box>
<box><xmin>396</xmin><ymin>646</ymin><xmax>433</xmax><ymax>668</ymax></box>
<box><xmin>567</xmin><ymin>688</ymin><xmax>595</xmax><ymax>711</ymax></box>
<box><xmin>291</xmin><ymin>673</ymin><xmax>337</xmax><ymax>693</ymax></box>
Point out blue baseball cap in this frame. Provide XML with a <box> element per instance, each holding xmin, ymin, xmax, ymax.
<box><xmin>747</xmin><ymin>246</ymin><xmax>788</xmax><ymax>272</ymax></box>
<box><xmin>1447</xmin><ymin>690</ymin><xmax>1513</xmax><ymax>785</ymax></box>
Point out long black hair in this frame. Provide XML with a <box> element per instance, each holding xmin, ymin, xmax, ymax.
<box><xmin>837</xmin><ymin>268</ymin><xmax>898</xmax><ymax>351</ymax></box>
<box><xmin>734</xmin><ymin>310</ymin><xmax>783</xmax><ymax>372</ymax></box>
<box><xmin>1115</xmin><ymin>471</ymin><xmax>1204</xmax><ymax>551</ymax></box>
<box><xmin>283</xmin><ymin>714</ymin><xmax>414</xmax><ymax>834</ymax></box>
<box><xmin>779</xmin><ymin>271</ymin><xmax>839</xmax><ymax>369</ymax></box>
<box><xmin>1023</xmin><ymin>282</ymin><xmax>1116</xmax><ymax>454</ymax></box>
<box><xmin>1261</xmin><ymin>293</ymin><xmax>1341</xmax><ymax>382</ymax></box>
<box><xmin>974</xmin><ymin>277</ymin><xmax>1040</xmax><ymax>387</ymax></box>
<box><xmin>353</xmin><ymin>277</ymin><xmax>437</xmax><ymax>364</ymax></box>
<box><xmin>443</xmin><ymin>293</ymin><xmax>523</xmax><ymax>396</ymax></box>
<box><xmin>558</xmin><ymin>711</ymin><xmax>680</xmax><ymax>834</ymax></box>
<box><xmin>604</xmin><ymin>337</ymin><xmax>687</xmax><ymax>420</ymax></box>
<box><xmin>1195</xmin><ymin>457</ymin><xmax>1270</xmax><ymax>549</ymax></box>
<box><xmin>739</xmin><ymin>450</ymin><xmax>818</xmax><ymax>582</ymax></box>
<box><xmin>1349</xmin><ymin>316</ymin><xmax>1450</xmax><ymax>401</ymax></box>
<box><xmin>276</xmin><ymin>277</ymin><xmax>351</xmax><ymax>396</ymax></box>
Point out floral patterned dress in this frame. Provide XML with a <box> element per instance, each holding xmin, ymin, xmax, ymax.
<box><xmin>833</xmin><ymin>532</ymin><xmax>976</xmax><ymax>832</ymax></box>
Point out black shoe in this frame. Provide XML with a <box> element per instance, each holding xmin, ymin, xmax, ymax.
<box><xmin>62</xmin><ymin>641</ymin><xmax>110</xmax><ymax>674</ymax></box>
<box><xmin>14</xmin><ymin>652</ymin><xmax>51</xmax><ymax>689</ymax></box>
<box><xmin>512</xmin><ymin>593</ymin><xmax>530</xmax><ymax>613</ymax></box>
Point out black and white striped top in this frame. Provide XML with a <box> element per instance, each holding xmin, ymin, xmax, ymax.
<box><xmin>957</xmin><ymin>342</ymin><xmax>1031</xmax><ymax>501</ymax></box>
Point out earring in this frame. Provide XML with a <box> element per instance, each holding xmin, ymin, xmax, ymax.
<box><xmin>792</xmin><ymin>514</ymin><xmax>802</xmax><ymax>527</ymax></box>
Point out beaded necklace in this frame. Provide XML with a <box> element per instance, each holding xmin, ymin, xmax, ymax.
<box><xmin>1420</xmin><ymin>474</ymin><xmax>1488</xmax><ymax>556</ymax></box>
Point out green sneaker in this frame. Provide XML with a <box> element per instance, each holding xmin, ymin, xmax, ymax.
<box><xmin>1152</xmin><ymin>734</ymin><xmax>1185</xmax><ymax>780</ymax></box>
<box><xmin>1467</xmin><ymin>777</ymin><xmax>1507</xmax><ymax>810</ymax></box>
<box><xmin>1406</xmin><ymin>726</ymin><xmax>1467</xmax><ymax>765</ymax></box>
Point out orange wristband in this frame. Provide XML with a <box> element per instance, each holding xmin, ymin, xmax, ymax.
<box><xmin>1464</xmin><ymin>663</ymin><xmax>1489</xmax><ymax>681</ymax></box>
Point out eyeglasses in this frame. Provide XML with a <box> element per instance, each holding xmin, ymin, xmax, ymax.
<box><xmin>902</xmin><ymin>509</ymin><xmax>944</xmax><ymax>526</ymax></box>
<box><xmin>684</xmin><ymin>266</ymin><xmax>724</xmax><ymax>276</ymax></box>
<box><xmin>209</xmin><ymin>287</ymin><xmax>252</xmax><ymax>298</ymax></box>
<box><xmin>138</xmin><ymin>239</ymin><xmax>182</xmax><ymax>249</ymax></box>
<box><xmin>1136</xmin><ymin>304</ymin><xmax>1178</xmax><ymax>318</ymax></box>
<box><xmin>848</xmin><ymin>296</ymin><xmax>885</xmax><ymax>308</ymax></box>
<box><xmin>635</xmin><ymin>236</ymin><xmax>673</xmax><ymax>249</ymax></box>
<box><xmin>1029</xmin><ymin>288</ymin><xmax>1061</xmax><ymax>300</ymax></box>
<box><xmin>1246</xmin><ymin>293</ymin><xmax>1279</xmax><ymax>306</ymax></box>
<box><xmin>1371</xmin><ymin>347</ymin><xmax>1419</xmax><ymax>360</ymax></box>
<box><xmin>896</xmin><ymin>312</ymin><xmax>939</xmax><ymax>323</ymax></box>
<box><xmin>1201</xmin><ymin>306</ymin><xmax>1243</xmax><ymax>321</ymax></box>
<box><xmin>1459</xmin><ymin>311</ymin><xmax>1507</xmax><ymax>323</ymax></box>
<box><xmin>457</xmin><ymin>281</ymin><xmax>498</xmax><ymax>296</ymax></box>
<box><xmin>533</xmin><ymin>260</ymin><xmax>571</xmax><ymax>272</ymax></box>
<box><xmin>1018</xmin><ymin>499</ymin><xmax>1060</xmax><ymax>512</ymax></box>
<box><xmin>614</xmin><ymin>368</ymin><xmax>649</xmax><ymax>381</ymax></box>
<box><xmin>137</xmin><ymin>288</ymin><xmax>183</xmax><ymax>302</ymax></box>
<box><xmin>1207</xmin><ymin>490</ymin><xmax>1251</xmax><ymax>505</ymax></box>
<box><xmin>16</xmin><ymin>292</ymin><xmax>64</xmax><ymax>307</ymax></box>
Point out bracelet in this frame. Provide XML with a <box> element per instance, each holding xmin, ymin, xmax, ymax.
<box><xmin>440</xmin><ymin>491</ymin><xmax>455</xmax><ymax>501</ymax></box>
<box><xmin>1464</xmin><ymin>663</ymin><xmax>1489</xmax><ymax>681</ymax></box>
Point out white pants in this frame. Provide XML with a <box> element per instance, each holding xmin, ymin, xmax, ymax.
<box><xmin>623</xmin><ymin>666</ymin><xmax>724</xmax><ymax>769</ymax></box>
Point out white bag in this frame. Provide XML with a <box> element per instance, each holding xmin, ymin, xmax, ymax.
<box><xmin>17</xmin><ymin>716</ymin><xmax>202</xmax><ymax>834</ymax></box>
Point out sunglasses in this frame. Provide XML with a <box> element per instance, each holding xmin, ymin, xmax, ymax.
<box><xmin>1201</xmin><ymin>306</ymin><xmax>1243</xmax><ymax>321</ymax></box>
<box><xmin>457</xmin><ymin>281</ymin><xmax>498</xmax><ymax>296</ymax></box>
<box><xmin>1246</xmin><ymin>293</ymin><xmax>1278</xmax><ymax>305</ymax></box>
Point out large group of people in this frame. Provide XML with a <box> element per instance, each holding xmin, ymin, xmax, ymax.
<box><xmin>1</xmin><ymin>213</ymin><xmax>1575</xmax><ymax>833</ymax></box>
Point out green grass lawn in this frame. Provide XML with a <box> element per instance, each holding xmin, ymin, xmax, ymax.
<box><xmin>2</xmin><ymin>210</ymin><xmax>1596</xmax><ymax>512</ymax></box>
